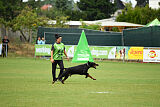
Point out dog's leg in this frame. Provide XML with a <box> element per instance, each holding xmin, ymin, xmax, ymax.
<box><xmin>87</xmin><ymin>74</ymin><xmax>96</xmax><ymax>80</ymax></box>
<box><xmin>61</xmin><ymin>74</ymin><xmax>69</xmax><ymax>84</ymax></box>
<box><xmin>58</xmin><ymin>70</ymin><xmax>67</xmax><ymax>80</ymax></box>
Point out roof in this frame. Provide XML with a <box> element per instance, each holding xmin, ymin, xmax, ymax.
<box><xmin>48</xmin><ymin>19</ymin><xmax>144</xmax><ymax>27</ymax></box>
<box><xmin>41</xmin><ymin>4</ymin><xmax>52</xmax><ymax>10</ymax></box>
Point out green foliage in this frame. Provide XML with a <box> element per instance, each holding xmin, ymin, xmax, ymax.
<box><xmin>112</xmin><ymin>27</ymin><xmax>120</xmax><ymax>32</ymax></box>
<box><xmin>80</xmin><ymin>21</ymin><xmax>102</xmax><ymax>30</ymax></box>
<box><xmin>54</xmin><ymin>16</ymin><xmax>69</xmax><ymax>28</ymax></box>
<box><xmin>0</xmin><ymin>0</ymin><xmax>23</xmax><ymax>22</ymax></box>
<box><xmin>77</xmin><ymin>0</ymin><xmax>117</xmax><ymax>20</ymax></box>
<box><xmin>0</xmin><ymin>18</ymin><xmax>5</xmax><ymax>26</ymax></box>
<box><xmin>39</xmin><ymin>7</ymin><xmax>66</xmax><ymax>20</ymax></box>
<box><xmin>11</xmin><ymin>6</ymin><xmax>50</xmax><ymax>42</ymax></box>
<box><xmin>64</xmin><ymin>10</ymin><xmax>87</xmax><ymax>21</ymax></box>
<box><xmin>12</xmin><ymin>6</ymin><xmax>49</xmax><ymax>31</ymax></box>
<box><xmin>116</xmin><ymin>4</ymin><xmax>160</xmax><ymax>25</ymax></box>
<box><xmin>55</xmin><ymin>0</ymin><xmax>73</xmax><ymax>11</ymax></box>
<box><xmin>38</xmin><ymin>0</ymin><xmax>75</xmax><ymax>20</ymax></box>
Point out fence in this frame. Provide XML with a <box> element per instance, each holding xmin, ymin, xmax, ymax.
<box><xmin>37</xmin><ymin>26</ymin><xmax>160</xmax><ymax>47</ymax></box>
<box><xmin>37</xmin><ymin>27</ymin><xmax>122</xmax><ymax>46</ymax></box>
<box><xmin>36</xmin><ymin>26</ymin><xmax>160</xmax><ymax>62</ymax></box>
<box><xmin>123</xmin><ymin>26</ymin><xmax>160</xmax><ymax>47</ymax></box>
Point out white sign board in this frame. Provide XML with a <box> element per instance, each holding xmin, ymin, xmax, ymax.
<box><xmin>143</xmin><ymin>48</ymin><xmax>160</xmax><ymax>62</ymax></box>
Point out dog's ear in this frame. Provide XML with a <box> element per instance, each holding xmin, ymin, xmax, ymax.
<box><xmin>88</xmin><ymin>61</ymin><xmax>90</xmax><ymax>63</ymax></box>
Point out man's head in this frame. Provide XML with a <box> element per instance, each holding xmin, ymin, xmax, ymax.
<box><xmin>42</xmin><ymin>37</ymin><xmax>45</xmax><ymax>41</ymax></box>
<box><xmin>87</xmin><ymin>61</ymin><xmax>99</xmax><ymax>69</ymax></box>
<box><xmin>55</xmin><ymin>34</ymin><xmax>62</xmax><ymax>43</ymax></box>
<box><xmin>38</xmin><ymin>37</ymin><xmax>41</xmax><ymax>40</ymax></box>
<box><xmin>4</xmin><ymin>36</ymin><xmax>7</xmax><ymax>39</ymax></box>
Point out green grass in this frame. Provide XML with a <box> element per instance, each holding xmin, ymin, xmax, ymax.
<box><xmin>0</xmin><ymin>57</ymin><xmax>160</xmax><ymax>107</ymax></box>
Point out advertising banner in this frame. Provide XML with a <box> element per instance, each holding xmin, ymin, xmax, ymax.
<box><xmin>143</xmin><ymin>48</ymin><xmax>160</xmax><ymax>62</ymax></box>
<box><xmin>90</xmin><ymin>46</ymin><xmax>116</xmax><ymax>59</ymax></box>
<box><xmin>66</xmin><ymin>46</ymin><xmax>116</xmax><ymax>59</ymax></box>
<box><xmin>35</xmin><ymin>44</ymin><xmax>52</xmax><ymax>56</ymax></box>
<box><xmin>116</xmin><ymin>47</ymin><xmax>130</xmax><ymax>59</ymax></box>
<box><xmin>128</xmin><ymin>47</ymin><xmax>144</xmax><ymax>60</ymax></box>
<box><xmin>0</xmin><ymin>44</ymin><xmax>2</xmax><ymax>55</ymax></box>
<box><xmin>65</xmin><ymin>45</ymin><xmax>76</xmax><ymax>58</ymax></box>
<box><xmin>35</xmin><ymin>44</ymin><xmax>116</xmax><ymax>59</ymax></box>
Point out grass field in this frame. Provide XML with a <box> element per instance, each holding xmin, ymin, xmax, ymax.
<box><xmin>0</xmin><ymin>57</ymin><xmax>160</xmax><ymax>107</ymax></box>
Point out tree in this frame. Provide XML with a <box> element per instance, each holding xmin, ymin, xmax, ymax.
<box><xmin>64</xmin><ymin>10</ymin><xmax>87</xmax><ymax>21</ymax></box>
<box><xmin>0</xmin><ymin>0</ymin><xmax>23</xmax><ymax>22</ymax></box>
<box><xmin>37</xmin><ymin>0</ymin><xmax>76</xmax><ymax>20</ymax></box>
<box><xmin>77</xmin><ymin>0</ymin><xmax>117</xmax><ymax>21</ymax></box>
<box><xmin>0</xmin><ymin>0</ymin><xmax>25</xmax><ymax>36</ymax></box>
<box><xmin>11</xmin><ymin>6</ymin><xmax>50</xmax><ymax>43</ymax></box>
<box><xmin>23</xmin><ymin>0</ymin><xmax>42</xmax><ymax>10</ymax></box>
<box><xmin>79</xmin><ymin>20</ymin><xmax>102</xmax><ymax>30</ymax></box>
<box><xmin>55</xmin><ymin>0</ymin><xmax>73</xmax><ymax>11</ymax></box>
<box><xmin>54</xmin><ymin>16</ymin><xmax>69</xmax><ymax>28</ymax></box>
<box><xmin>116</xmin><ymin>4</ymin><xmax>158</xmax><ymax>25</ymax></box>
<box><xmin>135</xmin><ymin>0</ymin><xmax>149</xmax><ymax>7</ymax></box>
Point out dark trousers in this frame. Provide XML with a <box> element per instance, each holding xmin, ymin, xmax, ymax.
<box><xmin>52</xmin><ymin>60</ymin><xmax>64</xmax><ymax>81</ymax></box>
<box><xmin>2</xmin><ymin>45</ymin><xmax>8</xmax><ymax>57</ymax></box>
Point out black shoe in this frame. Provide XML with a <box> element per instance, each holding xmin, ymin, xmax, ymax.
<box><xmin>52</xmin><ymin>78</ymin><xmax>57</xmax><ymax>84</ymax></box>
<box><xmin>52</xmin><ymin>81</ymin><xmax>56</xmax><ymax>84</ymax></box>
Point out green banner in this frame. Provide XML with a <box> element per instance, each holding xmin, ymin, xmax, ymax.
<box><xmin>35</xmin><ymin>44</ymin><xmax>52</xmax><ymax>56</ymax></box>
<box><xmin>35</xmin><ymin>44</ymin><xmax>116</xmax><ymax>59</ymax></box>
<box><xmin>72</xmin><ymin>30</ymin><xmax>94</xmax><ymax>63</ymax></box>
<box><xmin>65</xmin><ymin>45</ymin><xmax>76</xmax><ymax>58</ymax></box>
<box><xmin>89</xmin><ymin>46</ymin><xmax>116</xmax><ymax>59</ymax></box>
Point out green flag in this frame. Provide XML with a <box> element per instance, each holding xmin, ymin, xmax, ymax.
<box><xmin>72</xmin><ymin>30</ymin><xmax>94</xmax><ymax>63</ymax></box>
<box><xmin>146</xmin><ymin>18</ymin><xmax>160</xmax><ymax>27</ymax></box>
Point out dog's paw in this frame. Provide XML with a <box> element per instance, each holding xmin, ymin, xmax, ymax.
<box><xmin>61</xmin><ymin>80</ymin><xmax>65</xmax><ymax>84</ymax></box>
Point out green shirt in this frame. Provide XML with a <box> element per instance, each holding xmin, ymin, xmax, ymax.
<box><xmin>51</xmin><ymin>43</ymin><xmax>65</xmax><ymax>60</ymax></box>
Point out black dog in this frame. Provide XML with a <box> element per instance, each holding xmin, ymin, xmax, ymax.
<box><xmin>56</xmin><ymin>61</ymin><xmax>99</xmax><ymax>84</ymax></box>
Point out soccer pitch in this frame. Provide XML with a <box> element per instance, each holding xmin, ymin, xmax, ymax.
<box><xmin>0</xmin><ymin>57</ymin><xmax>160</xmax><ymax>107</ymax></box>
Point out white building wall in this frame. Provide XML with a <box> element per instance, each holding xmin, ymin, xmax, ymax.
<box><xmin>149</xmin><ymin>0</ymin><xmax>160</xmax><ymax>9</ymax></box>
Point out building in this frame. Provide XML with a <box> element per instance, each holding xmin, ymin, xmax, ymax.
<box><xmin>48</xmin><ymin>19</ymin><xmax>144</xmax><ymax>32</ymax></box>
<box><xmin>149</xmin><ymin>0</ymin><xmax>160</xmax><ymax>9</ymax></box>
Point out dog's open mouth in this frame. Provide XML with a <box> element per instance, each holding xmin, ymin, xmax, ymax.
<box><xmin>93</xmin><ymin>64</ymin><xmax>99</xmax><ymax>69</ymax></box>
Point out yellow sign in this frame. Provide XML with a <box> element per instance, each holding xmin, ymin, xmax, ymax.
<box><xmin>128</xmin><ymin>47</ymin><xmax>144</xmax><ymax>59</ymax></box>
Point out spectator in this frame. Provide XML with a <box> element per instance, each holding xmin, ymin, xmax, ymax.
<box><xmin>41</xmin><ymin>37</ymin><xmax>45</xmax><ymax>44</ymax></box>
<box><xmin>2</xmin><ymin>36</ymin><xmax>9</xmax><ymax>57</ymax></box>
<box><xmin>37</xmin><ymin>37</ymin><xmax>42</xmax><ymax>44</ymax></box>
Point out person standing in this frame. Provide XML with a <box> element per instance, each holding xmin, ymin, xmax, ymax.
<box><xmin>2</xmin><ymin>36</ymin><xmax>9</xmax><ymax>57</ymax></box>
<box><xmin>37</xmin><ymin>37</ymin><xmax>42</xmax><ymax>44</ymax></box>
<box><xmin>41</xmin><ymin>37</ymin><xmax>45</xmax><ymax>44</ymax></box>
<box><xmin>50</xmin><ymin>34</ymin><xmax>69</xmax><ymax>84</ymax></box>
